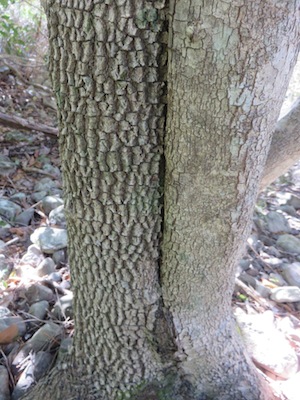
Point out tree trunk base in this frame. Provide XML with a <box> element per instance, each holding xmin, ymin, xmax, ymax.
<box><xmin>20</xmin><ymin>355</ymin><xmax>279</xmax><ymax>400</ymax></box>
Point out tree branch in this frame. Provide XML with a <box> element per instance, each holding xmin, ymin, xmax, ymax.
<box><xmin>0</xmin><ymin>111</ymin><xmax>58</xmax><ymax>137</ymax></box>
<box><xmin>261</xmin><ymin>97</ymin><xmax>300</xmax><ymax>190</ymax></box>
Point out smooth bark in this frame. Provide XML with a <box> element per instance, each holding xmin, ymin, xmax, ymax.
<box><xmin>21</xmin><ymin>1</ymin><xmax>299</xmax><ymax>399</ymax></box>
<box><xmin>261</xmin><ymin>97</ymin><xmax>300</xmax><ymax>190</ymax></box>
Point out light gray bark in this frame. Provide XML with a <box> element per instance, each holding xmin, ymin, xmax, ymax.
<box><xmin>162</xmin><ymin>0</ymin><xmax>299</xmax><ymax>398</ymax></box>
<box><xmin>21</xmin><ymin>1</ymin><xmax>299</xmax><ymax>400</ymax></box>
<box><xmin>261</xmin><ymin>97</ymin><xmax>300</xmax><ymax>190</ymax></box>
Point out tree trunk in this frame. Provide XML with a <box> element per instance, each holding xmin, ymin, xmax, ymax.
<box><xmin>261</xmin><ymin>97</ymin><xmax>300</xmax><ymax>190</ymax></box>
<box><xmin>161</xmin><ymin>0</ymin><xmax>299</xmax><ymax>398</ymax></box>
<box><xmin>22</xmin><ymin>1</ymin><xmax>299</xmax><ymax>399</ymax></box>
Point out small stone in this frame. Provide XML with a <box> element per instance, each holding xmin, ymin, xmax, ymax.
<box><xmin>12</xmin><ymin>322</ymin><xmax>63</xmax><ymax>374</ymax></box>
<box><xmin>270</xmin><ymin>286</ymin><xmax>300</xmax><ymax>303</ymax></box>
<box><xmin>28</xmin><ymin>301</ymin><xmax>49</xmax><ymax>321</ymax></box>
<box><xmin>255</xmin><ymin>283</ymin><xmax>271</xmax><ymax>298</ymax></box>
<box><xmin>245</xmin><ymin>267</ymin><xmax>260</xmax><ymax>276</ymax></box>
<box><xmin>0</xmin><ymin>365</ymin><xmax>10</xmax><ymax>400</ymax></box>
<box><xmin>52</xmin><ymin>293</ymin><xmax>73</xmax><ymax>320</ymax></box>
<box><xmin>36</xmin><ymin>258</ymin><xmax>56</xmax><ymax>277</ymax></box>
<box><xmin>279</xmin><ymin>204</ymin><xmax>298</xmax><ymax>217</ymax></box>
<box><xmin>0</xmin><ymin>155</ymin><xmax>16</xmax><ymax>177</ymax></box>
<box><xmin>15</xmin><ymin>209</ymin><xmax>34</xmax><ymax>226</ymax></box>
<box><xmin>34</xmin><ymin>178</ymin><xmax>57</xmax><ymax>193</ymax></box>
<box><xmin>30</xmin><ymin>227</ymin><xmax>68</xmax><ymax>254</ymax></box>
<box><xmin>0</xmin><ymin>316</ymin><xmax>26</xmax><ymax>340</ymax></box>
<box><xmin>31</xmin><ymin>191</ymin><xmax>48</xmax><ymax>203</ymax></box>
<box><xmin>238</xmin><ymin>273</ymin><xmax>257</xmax><ymax>289</ymax></box>
<box><xmin>260</xmin><ymin>235</ymin><xmax>276</xmax><ymax>247</ymax></box>
<box><xmin>280</xmin><ymin>263</ymin><xmax>300</xmax><ymax>287</ymax></box>
<box><xmin>287</xmin><ymin>195</ymin><xmax>300</xmax><ymax>209</ymax></box>
<box><xmin>0</xmin><ymin>199</ymin><xmax>22</xmax><ymax>221</ymax></box>
<box><xmin>52</xmin><ymin>249</ymin><xmax>66</xmax><ymax>265</ymax></box>
<box><xmin>238</xmin><ymin>259</ymin><xmax>252</xmax><ymax>271</ymax></box>
<box><xmin>0</xmin><ymin>307</ymin><xmax>11</xmax><ymax>318</ymax></box>
<box><xmin>264</xmin><ymin>244</ymin><xmax>282</xmax><ymax>257</ymax></box>
<box><xmin>24</xmin><ymin>322</ymin><xmax>63</xmax><ymax>352</ymax></box>
<box><xmin>60</xmin><ymin>280</ymin><xmax>71</xmax><ymax>290</ymax></box>
<box><xmin>20</xmin><ymin>244</ymin><xmax>44</xmax><ymax>266</ymax></box>
<box><xmin>48</xmin><ymin>272</ymin><xmax>62</xmax><ymax>282</ymax></box>
<box><xmin>43</xmin><ymin>163</ymin><xmax>61</xmax><ymax>177</ymax></box>
<box><xmin>266</xmin><ymin>211</ymin><xmax>291</xmax><ymax>234</ymax></box>
<box><xmin>25</xmin><ymin>284</ymin><xmax>54</xmax><ymax>305</ymax></box>
<box><xmin>11</xmin><ymin>351</ymin><xmax>54</xmax><ymax>400</ymax></box>
<box><xmin>49</xmin><ymin>205</ymin><xmax>66</xmax><ymax>227</ymax></box>
<box><xmin>276</xmin><ymin>234</ymin><xmax>300</xmax><ymax>254</ymax></box>
<box><xmin>42</xmin><ymin>196</ymin><xmax>63</xmax><ymax>215</ymax></box>
<box><xmin>10</xmin><ymin>193</ymin><xmax>26</xmax><ymax>204</ymax></box>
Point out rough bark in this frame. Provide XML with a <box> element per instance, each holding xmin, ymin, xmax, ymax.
<box><xmin>22</xmin><ymin>0</ymin><xmax>173</xmax><ymax>399</ymax></box>
<box><xmin>161</xmin><ymin>0</ymin><xmax>299</xmax><ymax>398</ymax></box>
<box><xmin>22</xmin><ymin>1</ymin><xmax>299</xmax><ymax>400</ymax></box>
<box><xmin>2</xmin><ymin>98</ymin><xmax>300</xmax><ymax>187</ymax></box>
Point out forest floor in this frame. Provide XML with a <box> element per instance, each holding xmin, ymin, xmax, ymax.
<box><xmin>0</xmin><ymin>66</ymin><xmax>300</xmax><ymax>400</ymax></box>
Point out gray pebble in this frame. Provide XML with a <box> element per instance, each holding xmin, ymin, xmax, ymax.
<box><xmin>34</xmin><ymin>178</ymin><xmax>57</xmax><ymax>193</ymax></box>
<box><xmin>11</xmin><ymin>351</ymin><xmax>54</xmax><ymax>400</ymax></box>
<box><xmin>31</xmin><ymin>191</ymin><xmax>48</xmax><ymax>203</ymax></box>
<box><xmin>0</xmin><ymin>199</ymin><xmax>22</xmax><ymax>221</ymax></box>
<box><xmin>36</xmin><ymin>258</ymin><xmax>56</xmax><ymax>277</ymax></box>
<box><xmin>10</xmin><ymin>193</ymin><xmax>26</xmax><ymax>204</ymax></box>
<box><xmin>0</xmin><ymin>365</ymin><xmax>10</xmax><ymax>400</ymax></box>
<box><xmin>52</xmin><ymin>292</ymin><xmax>73</xmax><ymax>320</ymax></box>
<box><xmin>49</xmin><ymin>204</ymin><xmax>66</xmax><ymax>227</ymax></box>
<box><xmin>25</xmin><ymin>284</ymin><xmax>54</xmax><ymax>305</ymax></box>
<box><xmin>52</xmin><ymin>249</ymin><xmax>66</xmax><ymax>265</ymax></box>
<box><xmin>15</xmin><ymin>209</ymin><xmax>34</xmax><ymax>226</ymax></box>
<box><xmin>266</xmin><ymin>211</ymin><xmax>291</xmax><ymax>234</ymax></box>
<box><xmin>30</xmin><ymin>227</ymin><xmax>68</xmax><ymax>254</ymax></box>
<box><xmin>270</xmin><ymin>286</ymin><xmax>300</xmax><ymax>303</ymax></box>
<box><xmin>42</xmin><ymin>196</ymin><xmax>63</xmax><ymax>215</ymax></box>
<box><xmin>28</xmin><ymin>301</ymin><xmax>49</xmax><ymax>321</ymax></box>
<box><xmin>276</xmin><ymin>234</ymin><xmax>300</xmax><ymax>254</ymax></box>
<box><xmin>0</xmin><ymin>316</ymin><xmax>26</xmax><ymax>338</ymax></box>
<box><xmin>20</xmin><ymin>244</ymin><xmax>44</xmax><ymax>267</ymax></box>
<box><xmin>280</xmin><ymin>263</ymin><xmax>300</xmax><ymax>288</ymax></box>
<box><xmin>48</xmin><ymin>272</ymin><xmax>62</xmax><ymax>282</ymax></box>
<box><xmin>287</xmin><ymin>195</ymin><xmax>300</xmax><ymax>210</ymax></box>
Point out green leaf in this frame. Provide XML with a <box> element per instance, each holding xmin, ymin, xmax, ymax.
<box><xmin>0</xmin><ymin>0</ymin><xmax>9</xmax><ymax>8</ymax></box>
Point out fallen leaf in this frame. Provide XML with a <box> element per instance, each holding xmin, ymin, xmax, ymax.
<box><xmin>0</xmin><ymin>324</ymin><xmax>19</xmax><ymax>344</ymax></box>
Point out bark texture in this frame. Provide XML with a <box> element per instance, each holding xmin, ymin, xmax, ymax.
<box><xmin>261</xmin><ymin>97</ymin><xmax>300</xmax><ymax>190</ymax></box>
<box><xmin>22</xmin><ymin>0</ymin><xmax>300</xmax><ymax>400</ymax></box>
<box><xmin>23</xmin><ymin>0</ymin><xmax>174</xmax><ymax>399</ymax></box>
<box><xmin>162</xmin><ymin>0</ymin><xmax>300</xmax><ymax>398</ymax></box>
